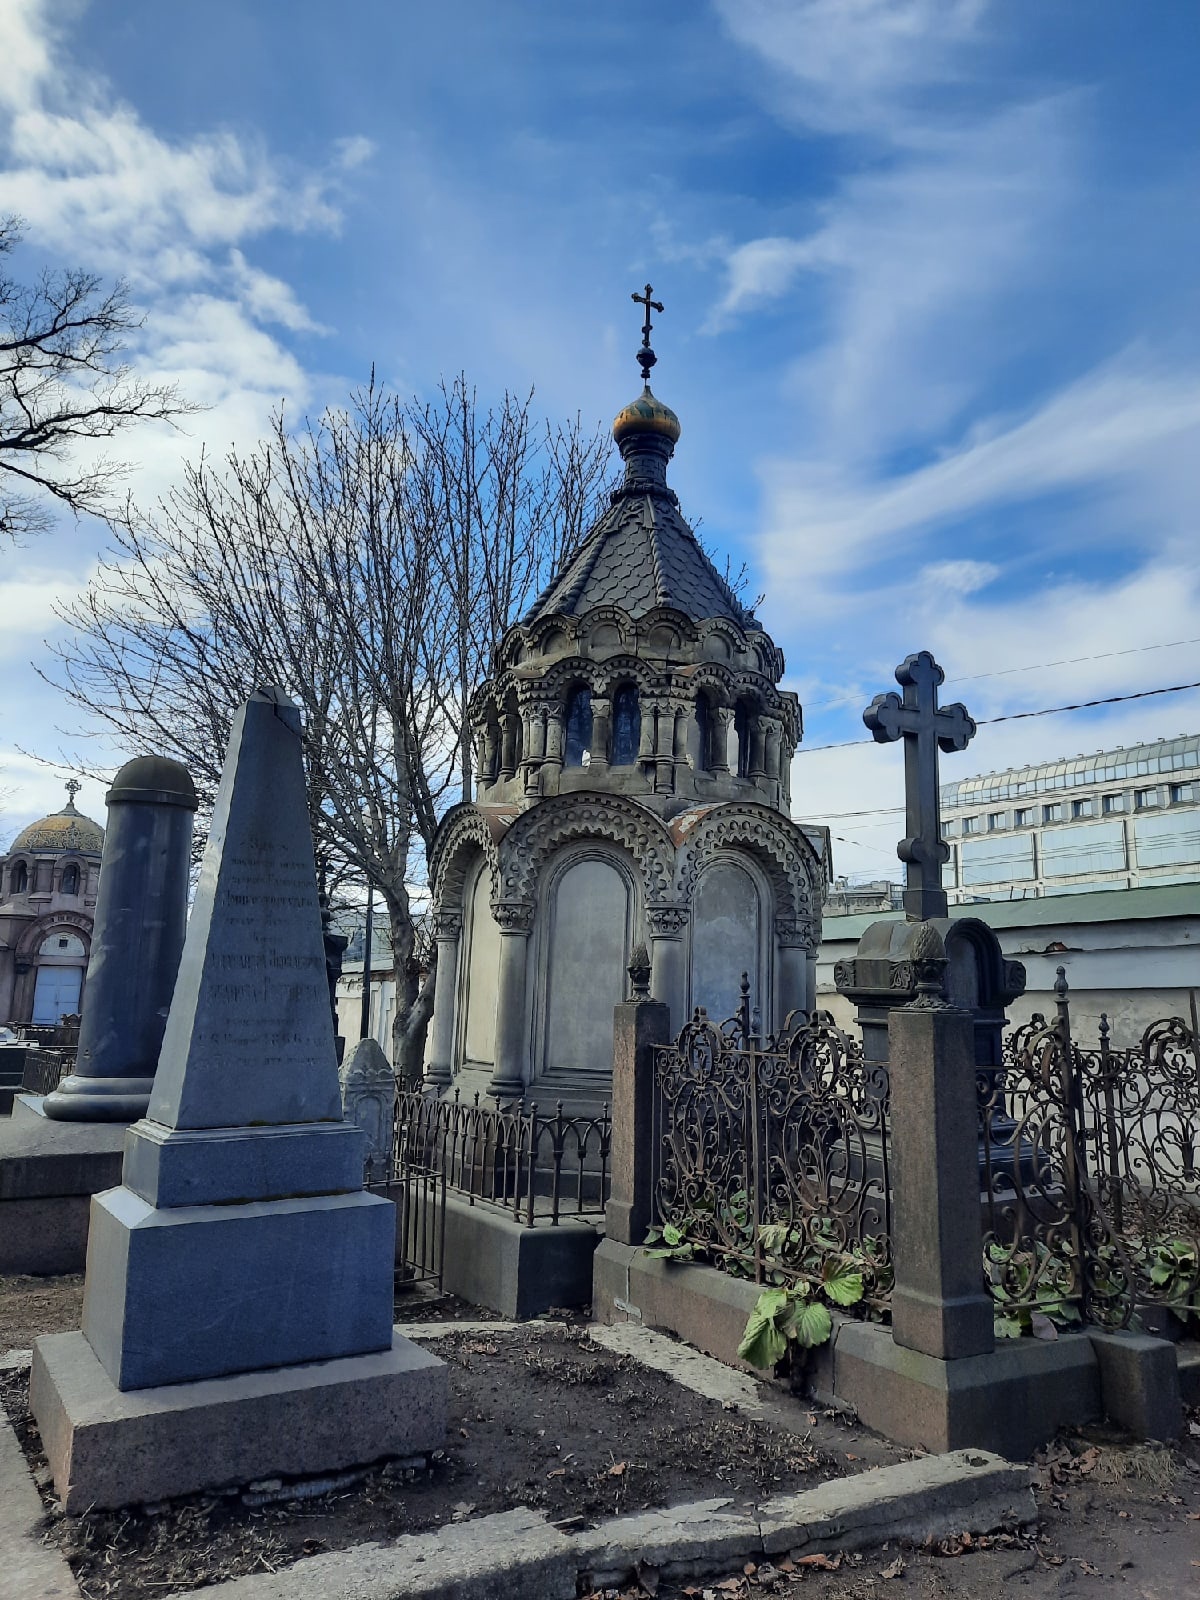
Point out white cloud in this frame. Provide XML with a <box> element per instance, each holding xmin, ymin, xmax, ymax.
<box><xmin>919</xmin><ymin>560</ymin><xmax>1000</xmax><ymax>596</ymax></box>
<box><xmin>713</xmin><ymin>0</ymin><xmax>989</xmax><ymax>138</ymax></box>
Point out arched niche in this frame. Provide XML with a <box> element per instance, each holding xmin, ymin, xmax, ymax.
<box><xmin>689</xmin><ymin>856</ymin><xmax>768</xmax><ymax>1027</ymax></box>
<box><xmin>538</xmin><ymin>850</ymin><xmax>632</xmax><ymax>1079</ymax></box>
<box><xmin>456</xmin><ymin>860</ymin><xmax>502</xmax><ymax>1073</ymax></box>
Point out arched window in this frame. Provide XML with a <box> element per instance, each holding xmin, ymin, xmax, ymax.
<box><xmin>735</xmin><ymin>701</ymin><xmax>752</xmax><ymax>779</ymax></box>
<box><xmin>10</xmin><ymin>861</ymin><xmax>27</xmax><ymax>896</ymax></box>
<box><xmin>695</xmin><ymin>694</ymin><xmax>713</xmax><ymax>772</ymax></box>
<box><xmin>60</xmin><ymin>863</ymin><xmax>80</xmax><ymax>896</ymax></box>
<box><xmin>563</xmin><ymin>685</ymin><xmax>593</xmax><ymax>768</ymax></box>
<box><xmin>611</xmin><ymin>685</ymin><xmax>641</xmax><ymax>767</ymax></box>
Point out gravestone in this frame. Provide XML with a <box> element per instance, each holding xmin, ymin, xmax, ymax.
<box><xmin>45</xmin><ymin>756</ymin><xmax>197</xmax><ymax>1122</ymax></box>
<box><xmin>30</xmin><ymin>687</ymin><xmax>445</xmax><ymax>1511</ymax></box>
<box><xmin>340</xmin><ymin>1036</ymin><xmax>396</xmax><ymax>1168</ymax></box>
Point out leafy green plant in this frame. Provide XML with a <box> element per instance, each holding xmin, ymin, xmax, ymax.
<box><xmin>987</xmin><ymin>1241</ymin><xmax>1082</xmax><ymax>1340</ymax></box>
<box><xmin>737</xmin><ymin>1255</ymin><xmax>865</xmax><ymax>1371</ymax></box>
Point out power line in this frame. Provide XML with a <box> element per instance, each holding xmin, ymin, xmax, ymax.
<box><xmin>802</xmin><ymin>636</ymin><xmax>1200</xmax><ymax>713</ymax></box>
<box><xmin>796</xmin><ymin>679</ymin><xmax>1200</xmax><ymax>754</ymax></box>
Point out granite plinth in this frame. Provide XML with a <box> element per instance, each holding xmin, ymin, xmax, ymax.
<box><xmin>121</xmin><ymin>1117</ymin><xmax>365</xmax><ymax>1207</ymax></box>
<box><xmin>832</xmin><ymin>1319</ymin><xmax>1100</xmax><ymax>1459</ymax></box>
<box><xmin>31</xmin><ymin>1329</ymin><xmax>446</xmax><ymax>1514</ymax></box>
<box><xmin>82</xmin><ymin>1186</ymin><xmax>396</xmax><ymax>1389</ymax></box>
<box><xmin>0</xmin><ymin>1104</ymin><xmax>127</xmax><ymax>1272</ymax></box>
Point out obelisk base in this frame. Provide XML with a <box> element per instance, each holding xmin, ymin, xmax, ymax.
<box><xmin>82</xmin><ymin>1185</ymin><xmax>396</xmax><ymax>1390</ymax></box>
<box><xmin>31</xmin><ymin>1329</ymin><xmax>447</xmax><ymax>1513</ymax></box>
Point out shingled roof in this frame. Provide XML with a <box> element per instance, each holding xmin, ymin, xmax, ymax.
<box><xmin>526</xmin><ymin>488</ymin><xmax>752</xmax><ymax>625</ymax></box>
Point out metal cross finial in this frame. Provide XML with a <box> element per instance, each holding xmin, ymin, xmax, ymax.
<box><xmin>64</xmin><ymin>778</ymin><xmax>81</xmax><ymax>806</ymax></box>
<box><xmin>631</xmin><ymin>283</ymin><xmax>664</xmax><ymax>384</ymax></box>
<box><xmin>863</xmin><ymin>650</ymin><xmax>976</xmax><ymax>922</ymax></box>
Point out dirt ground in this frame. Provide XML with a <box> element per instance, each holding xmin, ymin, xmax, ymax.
<box><xmin>2</xmin><ymin>1274</ymin><xmax>1197</xmax><ymax>1600</ymax></box>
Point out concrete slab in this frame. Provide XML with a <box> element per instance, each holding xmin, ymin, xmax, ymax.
<box><xmin>149</xmin><ymin>1447</ymin><xmax>1034</xmax><ymax>1600</ymax></box>
<box><xmin>434</xmin><ymin>1189</ymin><xmax>599</xmax><ymax>1317</ymax></box>
<box><xmin>589</xmin><ymin>1320</ymin><xmax>768</xmax><ymax>1417</ymax></box>
<box><xmin>30</xmin><ymin>1328</ymin><xmax>447</xmax><ymax>1513</ymax></box>
<box><xmin>0</xmin><ymin>1409</ymin><xmax>78</xmax><ymax>1600</ymax></box>
<box><xmin>1088</xmin><ymin>1329</ymin><xmax>1183</xmax><ymax>1440</ymax></box>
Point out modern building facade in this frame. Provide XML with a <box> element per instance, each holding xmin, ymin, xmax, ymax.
<box><xmin>941</xmin><ymin>735</ymin><xmax>1200</xmax><ymax>903</ymax></box>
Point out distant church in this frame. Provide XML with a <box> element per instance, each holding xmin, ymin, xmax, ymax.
<box><xmin>425</xmin><ymin>292</ymin><xmax>828</xmax><ymax>1108</ymax></box>
<box><xmin>0</xmin><ymin>782</ymin><xmax>103</xmax><ymax>1028</ymax></box>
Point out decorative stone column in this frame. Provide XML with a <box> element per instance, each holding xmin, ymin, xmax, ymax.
<box><xmin>748</xmin><ymin>715</ymin><xmax>767</xmax><ymax>779</ymax></box>
<box><xmin>424</xmin><ymin>909</ymin><xmax>462</xmax><ymax>1090</ymax></box>
<box><xmin>774</xmin><ymin>917</ymin><xmax>813</xmax><ymax>1027</ymax></box>
<box><xmin>543</xmin><ymin>703</ymin><xmax>564</xmax><ymax>787</ymax></box>
<box><xmin>637</xmin><ymin>699</ymin><xmax>657</xmax><ymax>764</ymax></box>
<box><xmin>646</xmin><ymin>902</ymin><xmax>688</xmax><ymax>1032</ymax></box>
<box><xmin>488</xmin><ymin>900</ymin><xmax>534</xmax><ymax>1101</ymax></box>
<box><xmin>590</xmin><ymin>696</ymin><xmax>611</xmax><ymax>773</ymax></box>
<box><xmin>45</xmin><ymin>756</ymin><xmax>198</xmax><ymax>1123</ymax></box>
<box><xmin>500</xmin><ymin>712</ymin><xmax>519</xmax><ymax>780</ymax></box>
<box><xmin>711</xmin><ymin>706</ymin><xmax>733</xmax><ymax>775</ymax></box>
<box><xmin>653</xmin><ymin>702</ymin><xmax>675</xmax><ymax>793</ymax></box>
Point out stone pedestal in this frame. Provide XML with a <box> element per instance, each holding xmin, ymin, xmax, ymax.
<box><xmin>45</xmin><ymin>757</ymin><xmax>197</xmax><ymax>1123</ymax></box>
<box><xmin>605</xmin><ymin>994</ymin><xmax>670</xmax><ymax>1246</ymax></box>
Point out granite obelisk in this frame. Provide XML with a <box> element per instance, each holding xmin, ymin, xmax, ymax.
<box><xmin>31</xmin><ymin>688</ymin><xmax>446</xmax><ymax>1510</ymax></box>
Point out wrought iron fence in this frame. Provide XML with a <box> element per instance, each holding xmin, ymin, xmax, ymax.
<box><xmin>651</xmin><ymin>988</ymin><xmax>892</xmax><ymax>1307</ymax></box>
<box><xmin>984</xmin><ymin>973</ymin><xmax>1200</xmax><ymax>1330</ymax></box>
<box><xmin>377</xmin><ymin>1088</ymin><xmax>612</xmax><ymax>1229</ymax></box>
<box><xmin>20</xmin><ymin>1049</ymin><xmax>75</xmax><ymax>1097</ymax></box>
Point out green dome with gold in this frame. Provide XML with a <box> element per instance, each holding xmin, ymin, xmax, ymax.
<box><xmin>612</xmin><ymin>385</ymin><xmax>681</xmax><ymax>448</ymax></box>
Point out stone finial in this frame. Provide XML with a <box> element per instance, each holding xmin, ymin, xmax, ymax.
<box><xmin>627</xmin><ymin>942</ymin><xmax>651</xmax><ymax>1000</ymax></box>
<box><xmin>907</xmin><ymin>920</ymin><xmax>949</xmax><ymax>1009</ymax></box>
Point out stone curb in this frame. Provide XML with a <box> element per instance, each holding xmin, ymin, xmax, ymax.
<box><xmin>0</xmin><ymin>1406</ymin><xmax>78</xmax><ymax>1600</ymax></box>
<box><xmin>160</xmin><ymin>1448</ymin><xmax>1035</xmax><ymax>1600</ymax></box>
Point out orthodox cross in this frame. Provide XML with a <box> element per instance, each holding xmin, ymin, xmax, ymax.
<box><xmin>64</xmin><ymin>778</ymin><xmax>81</xmax><ymax>806</ymax></box>
<box><xmin>631</xmin><ymin>283</ymin><xmax>663</xmax><ymax>383</ymax></box>
<box><xmin>863</xmin><ymin>651</ymin><xmax>976</xmax><ymax>922</ymax></box>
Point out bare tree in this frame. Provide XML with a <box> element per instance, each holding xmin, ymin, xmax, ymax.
<box><xmin>44</xmin><ymin>376</ymin><xmax>611</xmax><ymax>1083</ymax></box>
<box><xmin>0</xmin><ymin>215</ymin><xmax>194</xmax><ymax>543</ymax></box>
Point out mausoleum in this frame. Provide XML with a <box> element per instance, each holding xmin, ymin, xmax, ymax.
<box><xmin>0</xmin><ymin>783</ymin><xmax>103</xmax><ymax>1028</ymax></box>
<box><xmin>426</xmin><ymin>296</ymin><xmax>827</xmax><ymax>1108</ymax></box>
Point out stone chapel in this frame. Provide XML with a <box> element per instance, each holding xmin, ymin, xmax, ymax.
<box><xmin>426</xmin><ymin>308</ymin><xmax>828</xmax><ymax>1108</ymax></box>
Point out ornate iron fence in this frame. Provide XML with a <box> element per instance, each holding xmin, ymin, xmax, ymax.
<box><xmin>20</xmin><ymin>1049</ymin><xmax>75</xmax><ymax>1097</ymax></box>
<box><xmin>651</xmin><ymin>987</ymin><xmax>892</xmax><ymax>1307</ymax></box>
<box><xmin>375</xmin><ymin>1088</ymin><xmax>612</xmax><ymax>1230</ymax></box>
<box><xmin>984</xmin><ymin>973</ymin><xmax>1200</xmax><ymax>1330</ymax></box>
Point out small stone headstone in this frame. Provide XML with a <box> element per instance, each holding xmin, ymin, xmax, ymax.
<box><xmin>340</xmin><ymin>1037</ymin><xmax>396</xmax><ymax>1167</ymax></box>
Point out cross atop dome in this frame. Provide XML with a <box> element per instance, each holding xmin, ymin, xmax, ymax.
<box><xmin>632</xmin><ymin>283</ymin><xmax>664</xmax><ymax>385</ymax></box>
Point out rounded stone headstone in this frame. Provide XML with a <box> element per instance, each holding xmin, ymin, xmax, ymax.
<box><xmin>44</xmin><ymin>755</ymin><xmax>198</xmax><ymax>1122</ymax></box>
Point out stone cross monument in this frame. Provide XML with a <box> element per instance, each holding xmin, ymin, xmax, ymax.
<box><xmin>863</xmin><ymin>650</ymin><xmax>976</xmax><ymax>921</ymax></box>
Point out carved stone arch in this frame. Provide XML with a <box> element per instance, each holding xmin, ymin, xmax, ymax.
<box><xmin>428</xmin><ymin>805</ymin><xmax>502</xmax><ymax>912</ymax></box>
<box><xmin>595</xmin><ymin>653</ymin><xmax>655</xmax><ymax>699</ymax></box>
<box><xmin>16</xmin><ymin>908</ymin><xmax>94</xmax><ymax>959</ymax></box>
<box><xmin>536</xmin><ymin>656</ymin><xmax>607</xmax><ymax>699</ymax></box>
<box><xmin>498</xmin><ymin>791</ymin><xmax>675</xmax><ymax>908</ymax></box>
<box><xmin>672</xmin><ymin>803</ymin><xmax>823</xmax><ymax>946</ymax></box>
<box><xmin>695</xmin><ymin>616</ymin><xmax>748</xmax><ymax>664</ymax></box>
<box><xmin>576</xmin><ymin>605</ymin><xmax>634</xmax><ymax>655</ymax></box>
<box><xmin>635</xmin><ymin>605</ymin><xmax>701</xmax><ymax>647</ymax></box>
<box><xmin>684</xmin><ymin>661</ymin><xmax>741</xmax><ymax>706</ymax></box>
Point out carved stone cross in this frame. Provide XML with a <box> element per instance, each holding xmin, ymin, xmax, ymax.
<box><xmin>863</xmin><ymin>651</ymin><xmax>976</xmax><ymax>922</ymax></box>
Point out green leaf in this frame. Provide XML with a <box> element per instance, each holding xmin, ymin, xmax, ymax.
<box><xmin>738</xmin><ymin>1291</ymin><xmax>790</xmax><ymax>1370</ymax></box>
<box><xmin>822</xmin><ymin>1262</ymin><xmax>864</xmax><ymax>1308</ymax></box>
<box><xmin>994</xmin><ymin>1315</ymin><xmax>1025</xmax><ymax>1340</ymax></box>
<box><xmin>662</xmin><ymin>1223</ymin><xmax>684</xmax><ymax>1247</ymax></box>
<box><xmin>758</xmin><ymin>1223</ymin><xmax>790</xmax><ymax>1254</ymax></box>
<box><xmin>788</xmin><ymin>1300</ymin><xmax>833</xmax><ymax>1349</ymax></box>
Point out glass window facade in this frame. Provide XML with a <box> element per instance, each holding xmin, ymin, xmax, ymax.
<box><xmin>1041</xmin><ymin>821</ymin><xmax>1126</xmax><ymax>878</ymax></box>
<box><xmin>940</xmin><ymin>735</ymin><xmax>1200</xmax><ymax>808</ymax></box>
<box><xmin>1102</xmin><ymin>793</ymin><xmax>1125</xmax><ymax>814</ymax></box>
<box><xmin>988</xmin><ymin>812</ymin><xmax>1006</xmax><ymax>831</ymax></box>
<box><xmin>1134</xmin><ymin>810</ymin><xmax>1200</xmax><ymax>870</ymax></box>
<box><xmin>961</xmin><ymin>833</ymin><xmax>1036</xmax><ymax>887</ymax></box>
<box><xmin>1135</xmin><ymin>788</ymin><xmax>1160</xmax><ymax>809</ymax></box>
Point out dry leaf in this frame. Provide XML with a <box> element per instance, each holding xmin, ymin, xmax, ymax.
<box><xmin>546</xmin><ymin>1467</ymin><xmax>566</xmax><ymax>1479</ymax></box>
<box><xmin>609</xmin><ymin>1461</ymin><xmax>628</xmax><ymax>1477</ymax></box>
<box><xmin>880</xmin><ymin>1556</ymin><xmax>905</xmax><ymax>1579</ymax></box>
<box><xmin>796</xmin><ymin>1553</ymin><xmax>841</xmax><ymax>1571</ymax></box>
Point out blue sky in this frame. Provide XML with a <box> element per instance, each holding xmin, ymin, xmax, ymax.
<box><xmin>2</xmin><ymin>0</ymin><xmax>1199</xmax><ymax>879</ymax></box>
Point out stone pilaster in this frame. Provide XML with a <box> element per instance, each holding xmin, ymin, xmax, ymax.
<box><xmin>488</xmin><ymin>899</ymin><xmax>534</xmax><ymax>1101</ymax></box>
<box><xmin>424</xmin><ymin>909</ymin><xmax>462</xmax><ymax>1090</ymax></box>
<box><xmin>646</xmin><ymin>901</ymin><xmax>689</xmax><ymax>1031</ymax></box>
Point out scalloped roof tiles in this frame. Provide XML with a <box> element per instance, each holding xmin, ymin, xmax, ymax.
<box><xmin>525</xmin><ymin>490</ymin><xmax>752</xmax><ymax>626</ymax></box>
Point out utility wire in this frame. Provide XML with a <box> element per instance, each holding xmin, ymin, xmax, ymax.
<box><xmin>802</xmin><ymin>636</ymin><xmax>1200</xmax><ymax>713</ymax></box>
<box><xmin>796</xmin><ymin>679</ymin><xmax>1200</xmax><ymax>755</ymax></box>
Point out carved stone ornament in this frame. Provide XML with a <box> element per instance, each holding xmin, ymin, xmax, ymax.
<box><xmin>491</xmin><ymin>899</ymin><xmax>535</xmax><ymax>933</ymax></box>
<box><xmin>432</xmin><ymin>909</ymin><xmax>463</xmax><ymax>941</ymax></box>
<box><xmin>774</xmin><ymin>916</ymin><xmax>817</xmax><ymax>951</ymax></box>
<box><xmin>627</xmin><ymin>942</ymin><xmax>652</xmax><ymax>999</ymax></box>
<box><xmin>906</xmin><ymin>921</ymin><xmax>951</xmax><ymax>1010</ymax></box>
<box><xmin>646</xmin><ymin>902</ymin><xmax>689</xmax><ymax>938</ymax></box>
<box><xmin>889</xmin><ymin>960</ymin><xmax>916</xmax><ymax>992</ymax></box>
<box><xmin>498</xmin><ymin>792</ymin><xmax>674</xmax><ymax>905</ymax></box>
<box><xmin>672</xmin><ymin>802</ymin><xmax>821</xmax><ymax>923</ymax></box>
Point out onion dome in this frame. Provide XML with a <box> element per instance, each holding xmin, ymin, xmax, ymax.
<box><xmin>11</xmin><ymin>784</ymin><xmax>104</xmax><ymax>855</ymax></box>
<box><xmin>612</xmin><ymin>385</ymin><xmax>681</xmax><ymax>449</ymax></box>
